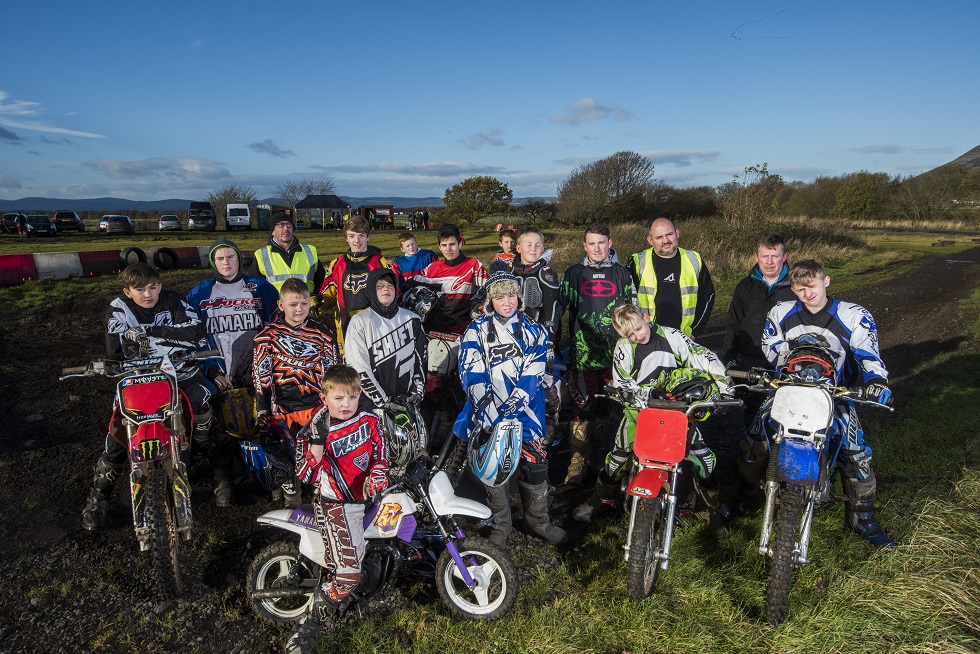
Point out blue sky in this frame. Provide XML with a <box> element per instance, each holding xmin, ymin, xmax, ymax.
<box><xmin>2</xmin><ymin>1</ymin><xmax>977</xmax><ymax>201</ymax></box>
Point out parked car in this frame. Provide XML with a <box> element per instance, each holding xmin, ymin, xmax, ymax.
<box><xmin>225</xmin><ymin>203</ymin><xmax>251</xmax><ymax>231</ymax></box>
<box><xmin>187</xmin><ymin>201</ymin><xmax>216</xmax><ymax>231</ymax></box>
<box><xmin>99</xmin><ymin>216</ymin><xmax>110</xmax><ymax>231</ymax></box>
<box><xmin>53</xmin><ymin>210</ymin><xmax>85</xmax><ymax>232</ymax></box>
<box><xmin>158</xmin><ymin>214</ymin><xmax>182</xmax><ymax>231</ymax></box>
<box><xmin>26</xmin><ymin>214</ymin><xmax>58</xmax><ymax>236</ymax></box>
<box><xmin>103</xmin><ymin>215</ymin><xmax>135</xmax><ymax>235</ymax></box>
<box><xmin>2</xmin><ymin>212</ymin><xmax>25</xmax><ymax>234</ymax></box>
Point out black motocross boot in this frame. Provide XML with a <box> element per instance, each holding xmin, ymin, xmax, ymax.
<box><xmin>842</xmin><ymin>473</ymin><xmax>896</xmax><ymax>547</ymax></box>
<box><xmin>573</xmin><ymin>476</ymin><xmax>619</xmax><ymax>523</ymax></box>
<box><xmin>81</xmin><ymin>455</ymin><xmax>125</xmax><ymax>531</ymax></box>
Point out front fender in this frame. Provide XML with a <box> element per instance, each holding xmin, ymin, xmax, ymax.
<box><xmin>627</xmin><ymin>468</ymin><xmax>668</xmax><ymax>498</ymax></box>
<box><xmin>776</xmin><ymin>439</ymin><xmax>820</xmax><ymax>485</ymax></box>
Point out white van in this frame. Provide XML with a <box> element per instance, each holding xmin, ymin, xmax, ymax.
<box><xmin>226</xmin><ymin>203</ymin><xmax>251</xmax><ymax>231</ymax></box>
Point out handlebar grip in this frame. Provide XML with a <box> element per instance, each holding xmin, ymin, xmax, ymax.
<box><xmin>62</xmin><ymin>366</ymin><xmax>88</xmax><ymax>375</ymax></box>
<box><xmin>726</xmin><ymin>369</ymin><xmax>752</xmax><ymax>380</ymax></box>
<box><xmin>646</xmin><ymin>399</ymin><xmax>681</xmax><ymax>410</ymax></box>
<box><xmin>197</xmin><ymin>350</ymin><xmax>221</xmax><ymax>358</ymax></box>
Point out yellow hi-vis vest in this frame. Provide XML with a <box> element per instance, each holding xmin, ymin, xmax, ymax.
<box><xmin>255</xmin><ymin>243</ymin><xmax>319</xmax><ymax>293</ymax></box>
<box><xmin>632</xmin><ymin>247</ymin><xmax>703</xmax><ymax>336</ymax></box>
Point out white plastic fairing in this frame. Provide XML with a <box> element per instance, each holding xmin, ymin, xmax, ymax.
<box><xmin>256</xmin><ymin>508</ymin><xmax>328</xmax><ymax>567</ymax></box>
<box><xmin>770</xmin><ymin>386</ymin><xmax>834</xmax><ymax>435</ymax></box>
<box><xmin>428</xmin><ymin>470</ymin><xmax>492</xmax><ymax>519</ymax></box>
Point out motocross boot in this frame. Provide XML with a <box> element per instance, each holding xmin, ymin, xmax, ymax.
<box><xmin>81</xmin><ymin>455</ymin><xmax>125</xmax><ymax>531</ymax></box>
<box><xmin>213</xmin><ymin>465</ymin><xmax>234</xmax><ymax>508</ymax></box>
<box><xmin>518</xmin><ymin>480</ymin><xmax>568</xmax><ymax>544</ymax></box>
<box><xmin>281</xmin><ymin>471</ymin><xmax>302</xmax><ymax>509</ymax></box>
<box><xmin>485</xmin><ymin>482</ymin><xmax>513</xmax><ymax>548</ymax></box>
<box><xmin>573</xmin><ymin>476</ymin><xmax>619</xmax><ymax>523</ymax></box>
<box><xmin>842</xmin><ymin>473</ymin><xmax>896</xmax><ymax>547</ymax></box>
<box><xmin>564</xmin><ymin>419</ymin><xmax>591</xmax><ymax>486</ymax></box>
<box><xmin>719</xmin><ymin>435</ymin><xmax>769</xmax><ymax>521</ymax></box>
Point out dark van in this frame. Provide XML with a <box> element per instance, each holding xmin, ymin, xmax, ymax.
<box><xmin>187</xmin><ymin>201</ymin><xmax>216</xmax><ymax>231</ymax></box>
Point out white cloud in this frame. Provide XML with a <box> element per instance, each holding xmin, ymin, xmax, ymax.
<box><xmin>848</xmin><ymin>144</ymin><xmax>952</xmax><ymax>155</ymax></box>
<box><xmin>82</xmin><ymin>157</ymin><xmax>232</xmax><ymax>180</ymax></box>
<box><xmin>550</xmin><ymin>98</ymin><xmax>635</xmax><ymax>126</ymax></box>
<box><xmin>0</xmin><ymin>91</ymin><xmax>105</xmax><ymax>139</ymax></box>
<box><xmin>458</xmin><ymin>128</ymin><xmax>505</xmax><ymax>150</ymax></box>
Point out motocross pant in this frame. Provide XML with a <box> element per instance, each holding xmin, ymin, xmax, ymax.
<box><xmin>314</xmin><ymin>497</ymin><xmax>366</xmax><ymax>604</ymax></box>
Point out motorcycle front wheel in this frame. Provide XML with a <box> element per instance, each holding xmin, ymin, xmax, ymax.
<box><xmin>765</xmin><ymin>483</ymin><xmax>805</xmax><ymax>624</ymax></box>
<box><xmin>625</xmin><ymin>495</ymin><xmax>668</xmax><ymax>601</ymax></box>
<box><xmin>435</xmin><ymin>536</ymin><xmax>518</xmax><ymax>620</ymax></box>
<box><xmin>247</xmin><ymin>540</ymin><xmax>319</xmax><ymax>624</ymax></box>
<box><xmin>144</xmin><ymin>467</ymin><xmax>182</xmax><ymax>599</ymax></box>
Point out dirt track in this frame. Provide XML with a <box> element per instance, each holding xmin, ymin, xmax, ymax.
<box><xmin>0</xmin><ymin>247</ymin><xmax>978</xmax><ymax>653</ymax></box>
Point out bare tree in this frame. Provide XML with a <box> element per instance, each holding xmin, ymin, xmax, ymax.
<box><xmin>273</xmin><ymin>177</ymin><xmax>336</xmax><ymax>211</ymax></box>
<box><xmin>556</xmin><ymin>151</ymin><xmax>654</xmax><ymax>226</ymax></box>
<box><xmin>206</xmin><ymin>184</ymin><xmax>258</xmax><ymax>229</ymax></box>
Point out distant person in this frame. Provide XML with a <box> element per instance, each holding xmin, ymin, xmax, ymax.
<box><xmin>421</xmin><ymin>208</ymin><xmax>430</xmax><ymax>230</ymax></box>
<box><xmin>249</xmin><ymin>212</ymin><xmax>325</xmax><ymax>293</ymax></box>
<box><xmin>16</xmin><ymin>213</ymin><xmax>27</xmax><ymax>237</ymax></box>
<box><xmin>488</xmin><ymin>228</ymin><xmax>518</xmax><ymax>273</ymax></box>
<box><xmin>628</xmin><ymin>217</ymin><xmax>714</xmax><ymax>338</ymax></box>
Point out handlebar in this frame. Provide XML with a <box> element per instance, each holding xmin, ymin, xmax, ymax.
<box><xmin>725</xmin><ymin>368</ymin><xmax>894</xmax><ymax>413</ymax></box>
<box><xmin>60</xmin><ymin>348</ymin><xmax>223</xmax><ymax>381</ymax></box>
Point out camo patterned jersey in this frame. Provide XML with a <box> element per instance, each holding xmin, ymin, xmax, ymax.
<box><xmin>556</xmin><ymin>256</ymin><xmax>636</xmax><ymax>370</ymax></box>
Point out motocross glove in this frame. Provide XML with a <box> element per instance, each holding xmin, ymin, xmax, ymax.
<box><xmin>256</xmin><ymin>410</ymin><xmax>273</xmax><ymax>433</ymax></box>
<box><xmin>122</xmin><ymin>326</ymin><xmax>147</xmax><ymax>343</ymax></box>
<box><xmin>364</xmin><ymin>468</ymin><xmax>389</xmax><ymax>498</ymax></box>
<box><xmin>864</xmin><ymin>381</ymin><xmax>893</xmax><ymax>407</ymax></box>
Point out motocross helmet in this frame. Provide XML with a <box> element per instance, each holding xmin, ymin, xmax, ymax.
<box><xmin>659</xmin><ymin>368</ymin><xmax>719</xmax><ymax>421</ymax></box>
<box><xmin>379</xmin><ymin>404</ymin><xmax>426</xmax><ymax>470</ymax></box>
<box><xmin>784</xmin><ymin>345</ymin><xmax>837</xmax><ymax>382</ymax></box>
<box><xmin>467</xmin><ymin>420</ymin><xmax>522</xmax><ymax>487</ymax></box>
<box><xmin>401</xmin><ymin>286</ymin><xmax>438</xmax><ymax>323</ymax></box>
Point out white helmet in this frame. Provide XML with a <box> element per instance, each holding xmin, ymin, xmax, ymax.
<box><xmin>467</xmin><ymin>420</ymin><xmax>522</xmax><ymax>487</ymax></box>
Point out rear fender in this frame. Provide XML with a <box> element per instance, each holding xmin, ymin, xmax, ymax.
<box><xmin>429</xmin><ymin>470</ymin><xmax>492</xmax><ymax>519</ymax></box>
<box><xmin>256</xmin><ymin>507</ymin><xmax>328</xmax><ymax>567</ymax></box>
<box><xmin>776</xmin><ymin>439</ymin><xmax>820</xmax><ymax>485</ymax></box>
<box><xmin>627</xmin><ymin>468</ymin><xmax>668</xmax><ymax>498</ymax></box>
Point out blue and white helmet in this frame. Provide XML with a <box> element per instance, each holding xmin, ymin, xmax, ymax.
<box><xmin>467</xmin><ymin>420</ymin><xmax>522</xmax><ymax>487</ymax></box>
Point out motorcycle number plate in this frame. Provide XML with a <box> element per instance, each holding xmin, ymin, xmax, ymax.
<box><xmin>119</xmin><ymin>376</ymin><xmax>174</xmax><ymax>424</ymax></box>
<box><xmin>633</xmin><ymin>408</ymin><xmax>688</xmax><ymax>464</ymax></box>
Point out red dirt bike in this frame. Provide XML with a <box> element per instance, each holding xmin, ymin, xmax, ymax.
<box><xmin>61</xmin><ymin>336</ymin><xmax>217</xmax><ymax>598</ymax></box>
<box><xmin>605</xmin><ymin>385</ymin><xmax>741</xmax><ymax>600</ymax></box>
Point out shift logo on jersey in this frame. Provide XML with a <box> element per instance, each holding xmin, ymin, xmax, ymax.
<box><xmin>331</xmin><ymin>422</ymin><xmax>371</xmax><ymax>458</ymax></box>
<box><xmin>370</xmin><ymin>323</ymin><xmax>414</xmax><ymax>364</ymax></box>
<box><xmin>582</xmin><ymin>279</ymin><xmax>617</xmax><ymax>297</ymax></box>
<box><xmin>345</xmin><ymin>273</ymin><xmax>369</xmax><ymax>295</ymax></box>
<box><xmin>488</xmin><ymin>343</ymin><xmax>521</xmax><ymax>363</ymax></box>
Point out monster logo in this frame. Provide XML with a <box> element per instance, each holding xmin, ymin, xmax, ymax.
<box><xmin>139</xmin><ymin>438</ymin><xmax>162</xmax><ymax>460</ymax></box>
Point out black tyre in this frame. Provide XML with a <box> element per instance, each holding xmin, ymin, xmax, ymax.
<box><xmin>119</xmin><ymin>246</ymin><xmax>147</xmax><ymax>267</ymax></box>
<box><xmin>764</xmin><ymin>484</ymin><xmax>805</xmax><ymax>624</ymax></box>
<box><xmin>435</xmin><ymin>536</ymin><xmax>519</xmax><ymax>620</ymax></box>
<box><xmin>247</xmin><ymin>540</ymin><xmax>319</xmax><ymax>625</ymax></box>
<box><xmin>144</xmin><ymin>468</ymin><xmax>182</xmax><ymax>599</ymax></box>
<box><xmin>625</xmin><ymin>495</ymin><xmax>668</xmax><ymax>601</ymax></box>
<box><xmin>153</xmin><ymin>247</ymin><xmax>180</xmax><ymax>270</ymax></box>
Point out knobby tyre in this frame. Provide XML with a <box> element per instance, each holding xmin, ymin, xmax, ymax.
<box><xmin>247</xmin><ymin>540</ymin><xmax>319</xmax><ymax>624</ymax></box>
<box><xmin>625</xmin><ymin>495</ymin><xmax>667</xmax><ymax>601</ymax></box>
<box><xmin>765</xmin><ymin>484</ymin><xmax>805</xmax><ymax>624</ymax></box>
<box><xmin>435</xmin><ymin>536</ymin><xmax>519</xmax><ymax>620</ymax></box>
<box><xmin>145</xmin><ymin>468</ymin><xmax>182</xmax><ymax>599</ymax></box>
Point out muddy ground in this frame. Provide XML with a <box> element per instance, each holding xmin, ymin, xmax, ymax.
<box><xmin>0</xmin><ymin>245</ymin><xmax>977</xmax><ymax>653</ymax></box>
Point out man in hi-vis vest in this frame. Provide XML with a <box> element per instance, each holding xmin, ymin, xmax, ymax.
<box><xmin>248</xmin><ymin>212</ymin><xmax>326</xmax><ymax>294</ymax></box>
<box><xmin>628</xmin><ymin>217</ymin><xmax>714</xmax><ymax>338</ymax></box>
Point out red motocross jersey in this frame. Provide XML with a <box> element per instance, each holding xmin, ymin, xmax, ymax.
<box><xmin>411</xmin><ymin>255</ymin><xmax>487</xmax><ymax>334</ymax></box>
<box><xmin>296</xmin><ymin>409</ymin><xmax>390</xmax><ymax>502</ymax></box>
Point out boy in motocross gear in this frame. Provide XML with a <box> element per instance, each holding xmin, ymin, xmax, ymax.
<box><xmin>252</xmin><ymin>278</ymin><xmax>338</xmax><ymax>507</ymax></box>
<box><xmin>390</xmin><ymin>232</ymin><xmax>437</xmax><ymax>292</ymax></box>
<box><xmin>187</xmin><ymin>238</ymin><xmax>279</xmax><ymax>389</ymax></box>
<box><xmin>186</xmin><ymin>238</ymin><xmax>279</xmax><ymax>505</ymax></box>
<box><xmin>574</xmin><ymin>304</ymin><xmax>733</xmax><ymax>534</ymax></box>
<box><xmin>488</xmin><ymin>228</ymin><xmax>517</xmax><ymax>273</ymax></box>
<box><xmin>319</xmin><ymin>216</ymin><xmax>390</xmax><ymax>349</ymax></box>
<box><xmin>752</xmin><ymin>259</ymin><xmax>895</xmax><ymax>546</ymax></box>
<box><xmin>82</xmin><ymin>263</ymin><xmax>218</xmax><ymax>530</ymax></box>
<box><xmin>453</xmin><ymin>272</ymin><xmax>568</xmax><ymax>546</ymax></box>
<box><xmin>408</xmin><ymin>223</ymin><xmax>487</xmax><ymax>335</ymax></box>
<box><xmin>285</xmin><ymin>366</ymin><xmax>390</xmax><ymax>654</ymax></box>
<box><xmin>344</xmin><ymin>268</ymin><xmax>426</xmax><ymax>410</ymax></box>
<box><xmin>555</xmin><ymin>222</ymin><xmax>637</xmax><ymax>485</ymax></box>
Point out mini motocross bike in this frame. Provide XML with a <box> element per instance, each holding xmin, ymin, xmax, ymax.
<box><xmin>605</xmin><ymin>386</ymin><xmax>742</xmax><ymax>600</ymax></box>
<box><xmin>61</xmin><ymin>336</ymin><xmax>217</xmax><ymax>597</ymax></box>
<box><xmin>246</xmin><ymin>455</ymin><xmax>519</xmax><ymax>624</ymax></box>
<box><xmin>728</xmin><ymin>364</ymin><xmax>894</xmax><ymax>624</ymax></box>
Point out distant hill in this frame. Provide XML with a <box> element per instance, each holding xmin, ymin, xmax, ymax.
<box><xmin>941</xmin><ymin>145</ymin><xmax>980</xmax><ymax>172</ymax></box>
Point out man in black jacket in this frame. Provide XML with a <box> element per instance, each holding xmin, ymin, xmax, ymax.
<box><xmin>720</xmin><ymin>233</ymin><xmax>797</xmax><ymax>518</ymax></box>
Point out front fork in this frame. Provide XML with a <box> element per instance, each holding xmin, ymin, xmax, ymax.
<box><xmin>758</xmin><ymin>442</ymin><xmax>816</xmax><ymax>566</ymax></box>
<box><xmin>128</xmin><ymin>420</ymin><xmax>194</xmax><ymax>551</ymax></box>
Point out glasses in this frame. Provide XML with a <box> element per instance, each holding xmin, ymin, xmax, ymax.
<box><xmin>275</xmin><ymin>221</ymin><xmax>293</xmax><ymax>229</ymax></box>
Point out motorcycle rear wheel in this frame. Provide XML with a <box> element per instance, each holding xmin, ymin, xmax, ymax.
<box><xmin>247</xmin><ymin>540</ymin><xmax>319</xmax><ymax>624</ymax></box>
<box><xmin>145</xmin><ymin>468</ymin><xmax>182</xmax><ymax>599</ymax></box>
<box><xmin>625</xmin><ymin>495</ymin><xmax>668</xmax><ymax>601</ymax></box>
<box><xmin>435</xmin><ymin>536</ymin><xmax>518</xmax><ymax>620</ymax></box>
<box><xmin>765</xmin><ymin>484</ymin><xmax>805</xmax><ymax>624</ymax></box>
